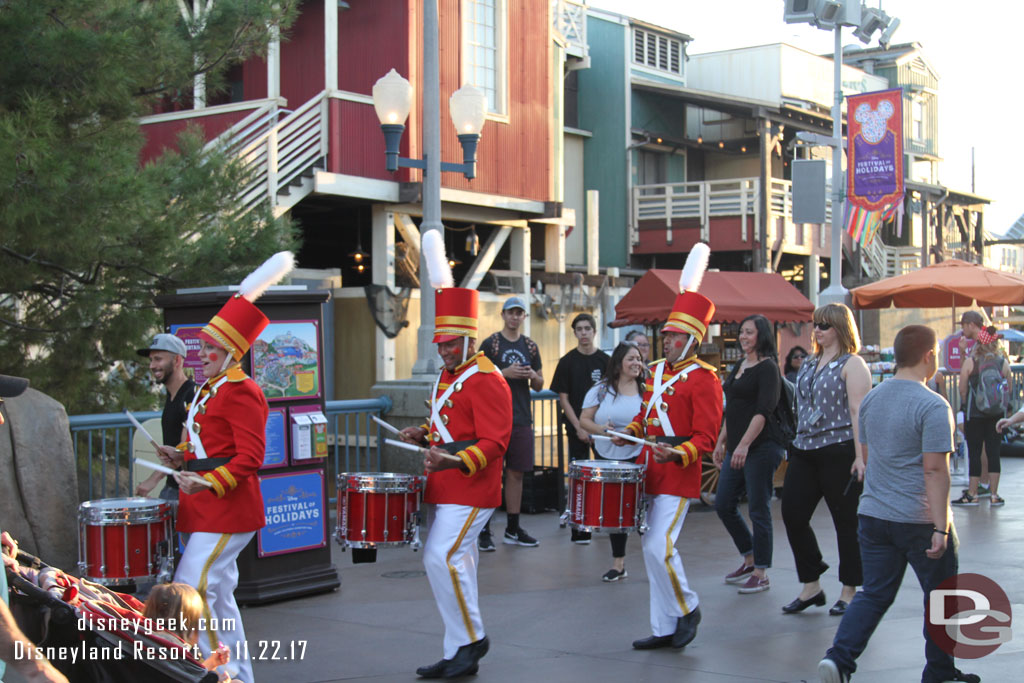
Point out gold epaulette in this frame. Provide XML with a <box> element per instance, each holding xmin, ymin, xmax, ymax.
<box><xmin>476</xmin><ymin>355</ymin><xmax>497</xmax><ymax>373</ymax></box>
<box><xmin>693</xmin><ymin>358</ymin><xmax>718</xmax><ymax>373</ymax></box>
<box><xmin>225</xmin><ymin>366</ymin><xmax>248</xmax><ymax>382</ymax></box>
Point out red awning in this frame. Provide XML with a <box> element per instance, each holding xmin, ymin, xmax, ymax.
<box><xmin>610</xmin><ymin>269</ymin><xmax>814</xmax><ymax>327</ymax></box>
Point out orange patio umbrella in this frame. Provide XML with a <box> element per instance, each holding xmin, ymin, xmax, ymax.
<box><xmin>850</xmin><ymin>259</ymin><xmax>1024</xmax><ymax>331</ymax></box>
<box><xmin>851</xmin><ymin>260</ymin><xmax>1024</xmax><ymax>309</ymax></box>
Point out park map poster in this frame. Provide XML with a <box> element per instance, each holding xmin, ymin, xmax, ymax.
<box><xmin>251</xmin><ymin>320</ymin><xmax>322</xmax><ymax>402</ymax></box>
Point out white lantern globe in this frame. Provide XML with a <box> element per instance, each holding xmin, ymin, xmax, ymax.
<box><xmin>372</xmin><ymin>69</ymin><xmax>413</xmax><ymax>126</ymax></box>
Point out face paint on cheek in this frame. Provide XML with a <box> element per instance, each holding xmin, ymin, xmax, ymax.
<box><xmin>207</xmin><ymin>352</ymin><xmax>218</xmax><ymax>362</ymax></box>
<box><xmin>674</xmin><ymin>340</ymin><xmax>683</xmax><ymax>349</ymax></box>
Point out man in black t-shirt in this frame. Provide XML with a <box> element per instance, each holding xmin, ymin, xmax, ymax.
<box><xmin>134</xmin><ymin>334</ymin><xmax>197</xmax><ymax>501</ymax></box>
<box><xmin>479</xmin><ymin>296</ymin><xmax>543</xmax><ymax>550</ymax></box>
<box><xmin>550</xmin><ymin>313</ymin><xmax>610</xmax><ymax>543</ymax></box>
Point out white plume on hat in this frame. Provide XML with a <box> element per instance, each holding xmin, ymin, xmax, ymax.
<box><xmin>238</xmin><ymin>251</ymin><xmax>296</xmax><ymax>302</ymax></box>
<box><xmin>422</xmin><ymin>229</ymin><xmax>454</xmax><ymax>289</ymax></box>
<box><xmin>678</xmin><ymin>242</ymin><xmax>710</xmax><ymax>294</ymax></box>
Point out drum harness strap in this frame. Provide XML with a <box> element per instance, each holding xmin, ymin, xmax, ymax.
<box><xmin>429</xmin><ymin>363</ymin><xmax>480</xmax><ymax>444</ymax></box>
<box><xmin>644</xmin><ymin>360</ymin><xmax>701</xmax><ymax>438</ymax></box>
<box><xmin>183</xmin><ymin>374</ymin><xmax>232</xmax><ymax>471</ymax></box>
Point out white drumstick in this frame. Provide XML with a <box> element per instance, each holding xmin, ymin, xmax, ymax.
<box><xmin>125</xmin><ymin>410</ymin><xmax>161</xmax><ymax>449</ymax></box>
<box><xmin>134</xmin><ymin>458</ymin><xmax>213</xmax><ymax>488</ymax></box>
<box><xmin>371</xmin><ymin>415</ymin><xmax>403</xmax><ymax>436</ymax></box>
<box><xmin>384</xmin><ymin>438</ymin><xmax>463</xmax><ymax>462</ymax></box>
<box><xmin>605</xmin><ymin>429</ymin><xmax>651</xmax><ymax>446</ymax></box>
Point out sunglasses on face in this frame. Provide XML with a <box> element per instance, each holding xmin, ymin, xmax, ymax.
<box><xmin>792</xmin><ymin>354</ymin><xmax>806</xmax><ymax>360</ymax></box>
<box><xmin>814</xmin><ymin>322</ymin><xmax>833</xmax><ymax>331</ymax></box>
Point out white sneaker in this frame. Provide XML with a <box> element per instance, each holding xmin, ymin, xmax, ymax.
<box><xmin>818</xmin><ymin>657</ymin><xmax>850</xmax><ymax>683</ymax></box>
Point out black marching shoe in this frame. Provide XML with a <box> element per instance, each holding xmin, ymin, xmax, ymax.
<box><xmin>631</xmin><ymin>634</ymin><xmax>673</xmax><ymax>650</ymax></box>
<box><xmin>781</xmin><ymin>590</ymin><xmax>826</xmax><ymax>614</ymax></box>
<box><xmin>416</xmin><ymin>658</ymin><xmax>451</xmax><ymax>679</ymax></box>
<box><xmin>671</xmin><ymin>606</ymin><xmax>702</xmax><ymax>648</ymax></box>
<box><xmin>442</xmin><ymin>636</ymin><xmax>489</xmax><ymax>678</ymax></box>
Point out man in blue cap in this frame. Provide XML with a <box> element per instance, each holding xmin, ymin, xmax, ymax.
<box><xmin>134</xmin><ymin>333</ymin><xmax>196</xmax><ymax>500</ymax></box>
<box><xmin>478</xmin><ymin>296</ymin><xmax>544</xmax><ymax>549</ymax></box>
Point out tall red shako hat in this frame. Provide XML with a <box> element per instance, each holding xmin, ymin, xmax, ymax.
<box><xmin>662</xmin><ymin>242</ymin><xmax>715</xmax><ymax>343</ymax></box>
<box><xmin>198</xmin><ymin>251</ymin><xmax>296</xmax><ymax>362</ymax></box>
<box><xmin>423</xmin><ymin>230</ymin><xmax>479</xmax><ymax>344</ymax></box>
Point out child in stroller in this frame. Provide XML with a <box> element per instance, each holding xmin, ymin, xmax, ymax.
<box><xmin>4</xmin><ymin>537</ymin><xmax>219</xmax><ymax>683</ymax></box>
<box><xmin>143</xmin><ymin>583</ymin><xmax>237</xmax><ymax>682</ymax></box>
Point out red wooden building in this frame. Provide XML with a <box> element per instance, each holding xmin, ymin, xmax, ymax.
<box><xmin>140</xmin><ymin>1</ymin><xmax>579</xmax><ymax>394</ymax></box>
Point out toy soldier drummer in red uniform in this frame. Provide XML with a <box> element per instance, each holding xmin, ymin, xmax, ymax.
<box><xmin>399</xmin><ymin>232</ymin><xmax>513</xmax><ymax>679</ymax></box>
<box><xmin>165</xmin><ymin>252</ymin><xmax>294</xmax><ymax>683</ymax></box>
<box><xmin>612</xmin><ymin>243</ymin><xmax>723</xmax><ymax>651</ymax></box>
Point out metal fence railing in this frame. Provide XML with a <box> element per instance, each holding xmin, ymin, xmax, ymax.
<box><xmin>68</xmin><ymin>392</ymin><xmax>571</xmax><ymax>506</ymax></box>
<box><xmin>69</xmin><ymin>397</ymin><xmax>392</xmax><ymax>504</ymax></box>
<box><xmin>934</xmin><ymin>364</ymin><xmax>1024</xmax><ymax>416</ymax></box>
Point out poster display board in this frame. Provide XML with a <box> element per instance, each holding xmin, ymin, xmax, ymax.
<box><xmin>258</xmin><ymin>469</ymin><xmax>327</xmax><ymax>557</ymax></box>
<box><xmin>251</xmin><ymin>320</ymin><xmax>322</xmax><ymax>402</ymax></box>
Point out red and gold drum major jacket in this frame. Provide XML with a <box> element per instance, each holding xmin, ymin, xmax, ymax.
<box><xmin>625</xmin><ymin>356</ymin><xmax>723</xmax><ymax>499</ymax></box>
<box><xmin>422</xmin><ymin>352</ymin><xmax>513</xmax><ymax>508</ymax></box>
<box><xmin>177</xmin><ymin>366</ymin><xmax>269</xmax><ymax>534</ymax></box>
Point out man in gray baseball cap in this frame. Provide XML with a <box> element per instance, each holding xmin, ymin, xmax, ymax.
<box><xmin>134</xmin><ymin>333</ymin><xmax>196</xmax><ymax>499</ymax></box>
<box><xmin>137</xmin><ymin>332</ymin><xmax>188</xmax><ymax>359</ymax></box>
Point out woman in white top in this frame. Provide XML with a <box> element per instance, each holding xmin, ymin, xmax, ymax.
<box><xmin>579</xmin><ymin>342</ymin><xmax>645</xmax><ymax>582</ymax></box>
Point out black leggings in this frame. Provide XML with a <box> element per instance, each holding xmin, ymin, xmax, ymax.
<box><xmin>964</xmin><ymin>416</ymin><xmax>1001</xmax><ymax>476</ymax></box>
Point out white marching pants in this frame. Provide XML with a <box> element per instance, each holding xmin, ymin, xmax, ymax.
<box><xmin>641</xmin><ymin>494</ymin><xmax>699</xmax><ymax>636</ymax></box>
<box><xmin>175</xmin><ymin>531</ymin><xmax>255</xmax><ymax>682</ymax></box>
<box><xmin>423</xmin><ymin>504</ymin><xmax>494</xmax><ymax>659</ymax></box>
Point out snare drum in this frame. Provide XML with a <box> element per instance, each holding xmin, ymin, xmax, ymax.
<box><xmin>336</xmin><ymin>472</ymin><xmax>425</xmax><ymax>549</ymax></box>
<box><xmin>565</xmin><ymin>460</ymin><xmax>646</xmax><ymax>533</ymax></box>
<box><xmin>78</xmin><ymin>498</ymin><xmax>173</xmax><ymax>586</ymax></box>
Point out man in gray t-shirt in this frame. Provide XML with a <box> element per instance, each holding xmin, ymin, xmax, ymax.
<box><xmin>857</xmin><ymin>379</ymin><xmax>954</xmax><ymax>524</ymax></box>
<box><xmin>818</xmin><ymin>326</ymin><xmax>979</xmax><ymax>683</ymax></box>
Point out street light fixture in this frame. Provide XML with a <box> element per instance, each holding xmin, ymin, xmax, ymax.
<box><xmin>369</xmin><ymin>1</ymin><xmax>487</xmax><ymax>377</ymax></box>
<box><xmin>783</xmin><ymin>0</ymin><xmax>899</xmax><ymax>305</ymax></box>
<box><xmin>372</xmin><ymin>70</ymin><xmax>487</xmax><ymax>179</ymax></box>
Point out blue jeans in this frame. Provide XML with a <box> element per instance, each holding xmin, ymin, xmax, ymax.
<box><xmin>715</xmin><ymin>440</ymin><xmax>784</xmax><ymax>568</ymax></box>
<box><xmin>826</xmin><ymin>515</ymin><xmax>960</xmax><ymax>683</ymax></box>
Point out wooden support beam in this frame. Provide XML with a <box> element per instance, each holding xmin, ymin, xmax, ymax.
<box><xmin>461</xmin><ymin>226</ymin><xmax>512</xmax><ymax>290</ymax></box>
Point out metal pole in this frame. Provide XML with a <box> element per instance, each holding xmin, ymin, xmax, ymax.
<box><xmin>412</xmin><ymin>0</ymin><xmax>443</xmax><ymax>376</ymax></box>
<box><xmin>819</xmin><ymin>25</ymin><xmax>849</xmax><ymax>305</ymax></box>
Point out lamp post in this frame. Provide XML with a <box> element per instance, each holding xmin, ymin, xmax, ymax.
<box><xmin>784</xmin><ymin>0</ymin><xmax>899</xmax><ymax>306</ymax></box>
<box><xmin>371</xmin><ymin>0</ymin><xmax>487</xmax><ymax>376</ymax></box>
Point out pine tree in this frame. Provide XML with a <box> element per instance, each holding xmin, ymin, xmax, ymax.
<box><xmin>0</xmin><ymin>0</ymin><xmax>299</xmax><ymax>412</ymax></box>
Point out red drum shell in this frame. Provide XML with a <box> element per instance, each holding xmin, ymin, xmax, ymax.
<box><xmin>78</xmin><ymin>498</ymin><xmax>172</xmax><ymax>585</ymax></box>
<box><xmin>567</xmin><ymin>460</ymin><xmax>645</xmax><ymax>533</ymax></box>
<box><xmin>336</xmin><ymin>473</ymin><xmax>424</xmax><ymax>548</ymax></box>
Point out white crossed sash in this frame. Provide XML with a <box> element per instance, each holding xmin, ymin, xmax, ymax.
<box><xmin>429</xmin><ymin>363</ymin><xmax>481</xmax><ymax>443</ymax></box>
<box><xmin>643</xmin><ymin>360</ymin><xmax>700</xmax><ymax>438</ymax></box>
<box><xmin>184</xmin><ymin>374</ymin><xmax>231</xmax><ymax>460</ymax></box>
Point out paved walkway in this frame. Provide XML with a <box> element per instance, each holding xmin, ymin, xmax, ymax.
<box><xmin>241</xmin><ymin>457</ymin><xmax>1023</xmax><ymax>682</ymax></box>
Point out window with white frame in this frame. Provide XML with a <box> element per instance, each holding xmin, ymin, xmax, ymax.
<box><xmin>463</xmin><ymin>0</ymin><xmax>507</xmax><ymax>115</ymax></box>
<box><xmin>911</xmin><ymin>98</ymin><xmax>925</xmax><ymax>141</ymax></box>
<box><xmin>633</xmin><ymin>27</ymin><xmax>682</xmax><ymax>75</ymax></box>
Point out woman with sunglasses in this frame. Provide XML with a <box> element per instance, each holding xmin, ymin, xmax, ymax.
<box><xmin>781</xmin><ymin>303</ymin><xmax>871</xmax><ymax>617</ymax></box>
<box><xmin>784</xmin><ymin>345</ymin><xmax>808</xmax><ymax>384</ymax></box>
<box><xmin>579</xmin><ymin>341</ymin><xmax>646</xmax><ymax>582</ymax></box>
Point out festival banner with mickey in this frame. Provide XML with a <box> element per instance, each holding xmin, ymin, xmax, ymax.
<box><xmin>845</xmin><ymin>88</ymin><xmax>903</xmax><ymax>248</ymax></box>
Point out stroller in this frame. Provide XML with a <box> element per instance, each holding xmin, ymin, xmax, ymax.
<box><xmin>5</xmin><ymin>548</ymin><xmax>218</xmax><ymax>683</ymax></box>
